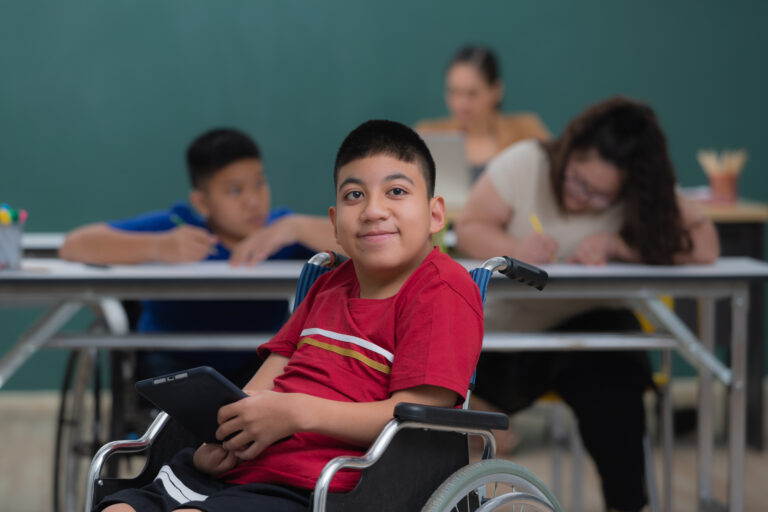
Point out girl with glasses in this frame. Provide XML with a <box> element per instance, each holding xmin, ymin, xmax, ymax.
<box><xmin>454</xmin><ymin>96</ymin><xmax>719</xmax><ymax>512</ymax></box>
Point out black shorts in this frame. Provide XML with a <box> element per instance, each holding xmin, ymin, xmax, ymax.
<box><xmin>95</xmin><ymin>448</ymin><xmax>311</xmax><ymax>512</ymax></box>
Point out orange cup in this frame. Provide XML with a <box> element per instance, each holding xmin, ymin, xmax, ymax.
<box><xmin>709</xmin><ymin>173</ymin><xmax>738</xmax><ymax>204</ymax></box>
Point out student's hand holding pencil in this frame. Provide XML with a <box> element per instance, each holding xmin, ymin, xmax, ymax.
<box><xmin>153</xmin><ymin>224</ymin><xmax>218</xmax><ymax>263</ymax></box>
<box><xmin>517</xmin><ymin>213</ymin><xmax>558</xmax><ymax>264</ymax></box>
<box><xmin>517</xmin><ymin>233</ymin><xmax>558</xmax><ymax>264</ymax></box>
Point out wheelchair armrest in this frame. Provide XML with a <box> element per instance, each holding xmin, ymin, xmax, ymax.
<box><xmin>394</xmin><ymin>402</ymin><xmax>509</xmax><ymax>431</ymax></box>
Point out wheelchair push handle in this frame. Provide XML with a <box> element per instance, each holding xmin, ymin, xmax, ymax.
<box><xmin>482</xmin><ymin>256</ymin><xmax>548</xmax><ymax>290</ymax></box>
<box><xmin>308</xmin><ymin>250</ymin><xmax>349</xmax><ymax>269</ymax></box>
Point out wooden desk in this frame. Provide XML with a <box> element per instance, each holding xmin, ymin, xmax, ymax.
<box><xmin>698</xmin><ymin>199</ymin><xmax>768</xmax><ymax>224</ymax></box>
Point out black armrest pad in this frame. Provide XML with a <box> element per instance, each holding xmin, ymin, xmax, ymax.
<box><xmin>394</xmin><ymin>402</ymin><xmax>509</xmax><ymax>431</ymax></box>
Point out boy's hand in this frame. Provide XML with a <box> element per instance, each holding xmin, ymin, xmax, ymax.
<box><xmin>230</xmin><ymin>217</ymin><xmax>298</xmax><ymax>266</ymax></box>
<box><xmin>153</xmin><ymin>225</ymin><xmax>217</xmax><ymax>263</ymax></box>
<box><xmin>216</xmin><ymin>390</ymin><xmax>303</xmax><ymax>460</ymax></box>
<box><xmin>516</xmin><ymin>233</ymin><xmax>558</xmax><ymax>264</ymax></box>
<box><xmin>192</xmin><ymin>442</ymin><xmax>238</xmax><ymax>475</ymax></box>
<box><xmin>566</xmin><ymin>232</ymin><xmax>617</xmax><ymax>265</ymax></box>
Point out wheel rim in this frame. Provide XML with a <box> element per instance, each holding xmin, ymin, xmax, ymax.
<box><xmin>441</xmin><ymin>471</ymin><xmax>556</xmax><ymax>511</ymax></box>
<box><xmin>422</xmin><ymin>459</ymin><xmax>562</xmax><ymax>512</ymax></box>
<box><xmin>476</xmin><ymin>492</ymin><xmax>555</xmax><ymax>512</ymax></box>
<box><xmin>54</xmin><ymin>349</ymin><xmax>102</xmax><ymax>512</ymax></box>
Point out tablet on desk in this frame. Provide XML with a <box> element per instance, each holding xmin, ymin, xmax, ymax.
<box><xmin>135</xmin><ymin>366</ymin><xmax>246</xmax><ymax>443</ymax></box>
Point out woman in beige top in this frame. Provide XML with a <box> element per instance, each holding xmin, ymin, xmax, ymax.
<box><xmin>415</xmin><ymin>45</ymin><xmax>549</xmax><ymax>183</ymax></box>
<box><xmin>455</xmin><ymin>97</ymin><xmax>719</xmax><ymax>512</ymax></box>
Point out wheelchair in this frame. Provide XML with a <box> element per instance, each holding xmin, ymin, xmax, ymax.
<box><xmin>85</xmin><ymin>253</ymin><xmax>562</xmax><ymax>512</ymax></box>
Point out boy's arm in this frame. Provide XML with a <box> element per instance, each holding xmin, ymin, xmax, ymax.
<box><xmin>216</xmin><ymin>385</ymin><xmax>458</xmax><ymax>460</ymax></box>
<box><xmin>230</xmin><ymin>215</ymin><xmax>344</xmax><ymax>266</ymax></box>
<box><xmin>59</xmin><ymin>222</ymin><xmax>216</xmax><ymax>264</ymax></box>
<box><xmin>242</xmin><ymin>353</ymin><xmax>290</xmax><ymax>393</ymax></box>
<box><xmin>285</xmin><ymin>215</ymin><xmax>344</xmax><ymax>254</ymax></box>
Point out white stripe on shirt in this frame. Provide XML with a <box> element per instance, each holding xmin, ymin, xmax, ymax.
<box><xmin>300</xmin><ymin>327</ymin><xmax>394</xmax><ymax>363</ymax></box>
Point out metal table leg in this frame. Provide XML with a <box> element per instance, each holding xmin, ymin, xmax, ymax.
<box><xmin>0</xmin><ymin>301</ymin><xmax>81</xmax><ymax>388</ymax></box>
<box><xmin>728</xmin><ymin>287</ymin><xmax>748</xmax><ymax>512</ymax></box>
<box><xmin>698</xmin><ymin>298</ymin><xmax>715</xmax><ymax>508</ymax></box>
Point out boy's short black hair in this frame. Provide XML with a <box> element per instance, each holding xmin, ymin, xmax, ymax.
<box><xmin>334</xmin><ymin>120</ymin><xmax>436</xmax><ymax>197</ymax></box>
<box><xmin>186</xmin><ymin>128</ymin><xmax>261</xmax><ymax>188</ymax></box>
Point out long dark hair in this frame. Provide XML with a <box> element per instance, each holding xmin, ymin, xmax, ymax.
<box><xmin>544</xmin><ymin>97</ymin><xmax>691</xmax><ymax>264</ymax></box>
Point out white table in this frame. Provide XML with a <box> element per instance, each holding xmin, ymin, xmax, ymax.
<box><xmin>1</xmin><ymin>256</ymin><xmax>767</xmax><ymax>512</ymax></box>
<box><xmin>22</xmin><ymin>232</ymin><xmax>65</xmax><ymax>257</ymax></box>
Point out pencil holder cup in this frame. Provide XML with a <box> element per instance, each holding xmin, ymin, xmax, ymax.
<box><xmin>0</xmin><ymin>224</ymin><xmax>22</xmax><ymax>270</ymax></box>
<box><xmin>697</xmin><ymin>149</ymin><xmax>746</xmax><ymax>205</ymax></box>
<box><xmin>709</xmin><ymin>172</ymin><xmax>738</xmax><ymax>204</ymax></box>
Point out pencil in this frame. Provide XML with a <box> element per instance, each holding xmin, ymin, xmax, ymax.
<box><xmin>529</xmin><ymin>213</ymin><xmax>556</xmax><ymax>262</ymax></box>
<box><xmin>529</xmin><ymin>213</ymin><xmax>543</xmax><ymax>234</ymax></box>
<box><xmin>170</xmin><ymin>213</ymin><xmax>218</xmax><ymax>256</ymax></box>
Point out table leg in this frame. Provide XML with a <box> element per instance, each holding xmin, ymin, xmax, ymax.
<box><xmin>0</xmin><ymin>301</ymin><xmax>81</xmax><ymax>388</ymax></box>
<box><xmin>640</xmin><ymin>298</ymin><xmax>731</xmax><ymax>384</ymax></box>
<box><xmin>697</xmin><ymin>298</ymin><xmax>715</xmax><ymax>508</ymax></box>
<box><xmin>728</xmin><ymin>288</ymin><xmax>748</xmax><ymax>512</ymax></box>
<box><xmin>661</xmin><ymin>349</ymin><xmax>673</xmax><ymax>512</ymax></box>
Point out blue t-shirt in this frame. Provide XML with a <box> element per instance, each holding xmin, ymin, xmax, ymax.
<box><xmin>108</xmin><ymin>202</ymin><xmax>314</xmax><ymax>334</ymax></box>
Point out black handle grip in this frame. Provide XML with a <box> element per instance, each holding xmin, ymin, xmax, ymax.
<box><xmin>499</xmin><ymin>256</ymin><xmax>548</xmax><ymax>290</ymax></box>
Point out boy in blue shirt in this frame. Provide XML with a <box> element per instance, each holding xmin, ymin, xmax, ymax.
<box><xmin>60</xmin><ymin>128</ymin><xmax>341</xmax><ymax>383</ymax></box>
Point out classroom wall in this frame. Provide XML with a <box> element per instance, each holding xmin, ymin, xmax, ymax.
<box><xmin>1</xmin><ymin>1</ymin><xmax>766</xmax><ymax>389</ymax></box>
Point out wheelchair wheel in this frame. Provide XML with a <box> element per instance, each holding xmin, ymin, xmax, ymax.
<box><xmin>53</xmin><ymin>348</ymin><xmax>105</xmax><ymax>512</ymax></box>
<box><xmin>421</xmin><ymin>459</ymin><xmax>562</xmax><ymax>512</ymax></box>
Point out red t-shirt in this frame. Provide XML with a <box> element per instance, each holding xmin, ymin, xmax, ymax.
<box><xmin>222</xmin><ymin>248</ymin><xmax>484</xmax><ymax>491</ymax></box>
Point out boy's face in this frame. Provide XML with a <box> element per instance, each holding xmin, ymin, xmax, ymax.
<box><xmin>329</xmin><ymin>154</ymin><xmax>445</xmax><ymax>280</ymax></box>
<box><xmin>190</xmin><ymin>158</ymin><xmax>270</xmax><ymax>242</ymax></box>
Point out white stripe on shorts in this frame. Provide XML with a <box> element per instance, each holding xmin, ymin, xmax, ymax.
<box><xmin>154</xmin><ymin>465</ymin><xmax>208</xmax><ymax>504</ymax></box>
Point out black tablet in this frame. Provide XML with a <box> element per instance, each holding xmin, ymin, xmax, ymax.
<box><xmin>135</xmin><ymin>366</ymin><xmax>247</xmax><ymax>443</ymax></box>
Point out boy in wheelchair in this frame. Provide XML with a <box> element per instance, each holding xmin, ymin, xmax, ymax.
<box><xmin>95</xmin><ymin>120</ymin><xmax>485</xmax><ymax>512</ymax></box>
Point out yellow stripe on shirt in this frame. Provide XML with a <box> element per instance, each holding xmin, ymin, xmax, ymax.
<box><xmin>297</xmin><ymin>337</ymin><xmax>392</xmax><ymax>375</ymax></box>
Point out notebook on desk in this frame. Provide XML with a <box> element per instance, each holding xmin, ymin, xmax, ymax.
<box><xmin>421</xmin><ymin>132</ymin><xmax>470</xmax><ymax>214</ymax></box>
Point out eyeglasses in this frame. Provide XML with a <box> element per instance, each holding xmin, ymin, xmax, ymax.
<box><xmin>563</xmin><ymin>171</ymin><xmax>617</xmax><ymax>210</ymax></box>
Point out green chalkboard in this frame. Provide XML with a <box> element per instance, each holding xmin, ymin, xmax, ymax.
<box><xmin>1</xmin><ymin>1</ymin><xmax>766</xmax><ymax>389</ymax></box>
